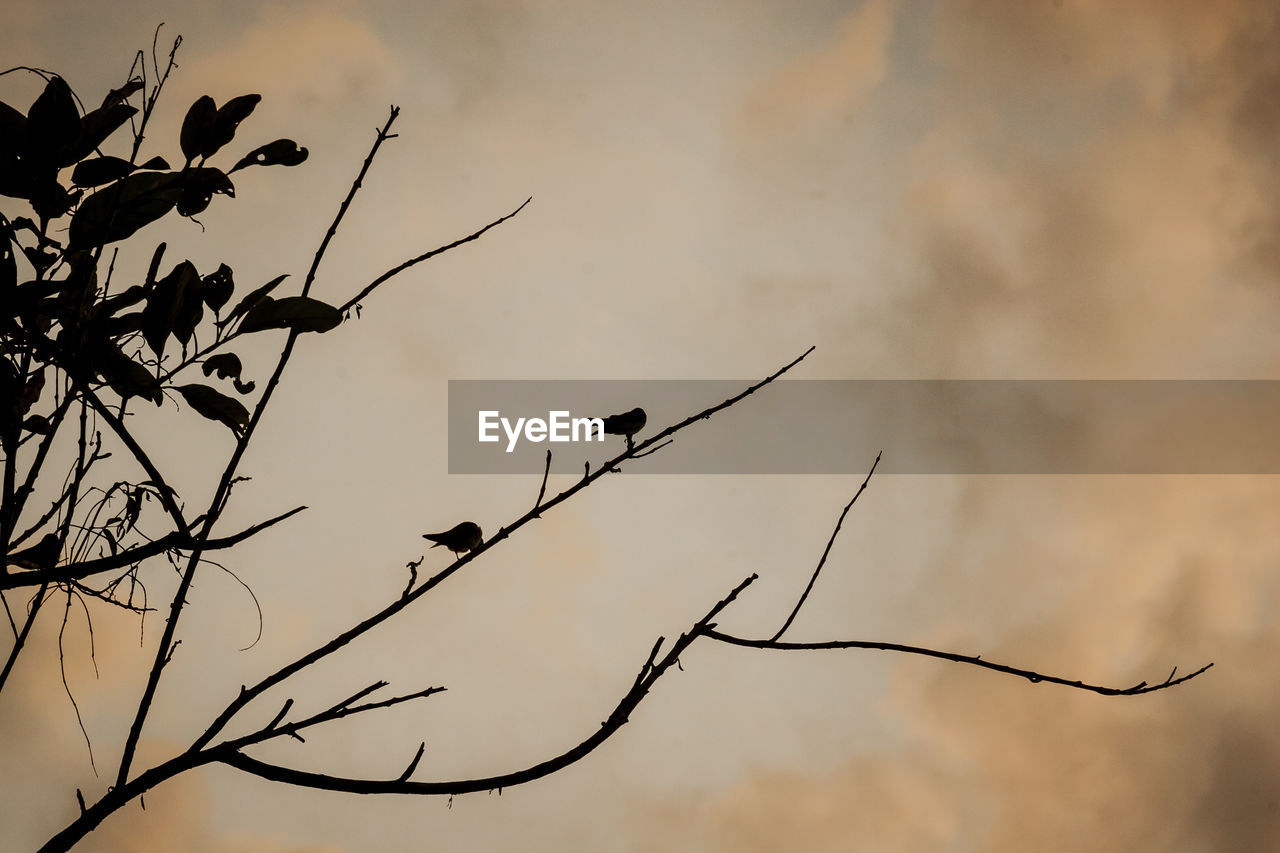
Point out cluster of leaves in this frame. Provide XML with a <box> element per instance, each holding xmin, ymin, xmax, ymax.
<box><xmin>1</xmin><ymin>73</ymin><xmax>339</xmax><ymax>446</ymax></box>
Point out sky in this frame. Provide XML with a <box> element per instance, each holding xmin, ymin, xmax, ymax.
<box><xmin>4</xmin><ymin>1</ymin><xmax>1280</xmax><ymax>850</ymax></box>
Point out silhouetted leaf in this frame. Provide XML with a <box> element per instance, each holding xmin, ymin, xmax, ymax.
<box><xmin>29</xmin><ymin>178</ymin><xmax>80</xmax><ymax>220</ymax></box>
<box><xmin>208</xmin><ymin>95</ymin><xmax>260</xmax><ymax>152</ymax></box>
<box><xmin>0</xmin><ymin>154</ymin><xmax>29</xmax><ymax>201</ymax></box>
<box><xmin>25</xmin><ymin>77</ymin><xmax>79</xmax><ymax>167</ymax></box>
<box><xmin>72</xmin><ymin>155</ymin><xmax>134</xmax><ymax>187</ymax></box>
<box><xmin>0</xmin><ymin>101</ymin><xmax>29</xmax><ymax>200</ymax></box>
<box><xmin>93</xmin><ymin>342</ymin><xmax>161</xmax><ymax>404</ymax></box>
<box><xmin>221</xmin><ymin>274</ymin><xmax>287</xmax><ymax>326</ymax></box>
<box><xmin>123</xmin><ymin>488</ymin><xmax>143</xmax><ymax>529</ymax></box>
<box><xmin>239</xmin><ymin>296</ymin><xmax>342</xmax><ymax>334</ymax></box>
<box><xmin>202</xmin><ymin>353</ymin><xmax>239</xmax><ymax>378</ymax></box>
<box><xmin>138</xmin><ymin>155</ymin><xmax>170</xmax><ymax>170</ymax></box>
<box><xmin>66</xmin><ymin>102</ymin><xmax>136</xmax><ymax>165</ymax></box>
<box><xmin>69</xmin><ymin>171</ymin><xmax>183</xmax><ymax>248</ymax></box>
<box><xmin>201</xmin><ymin>264</ymin><xmax>234</xmax><ymax>311</ymax></box>
<box><xmin>143</xmin><ymin>260</ymin><xmax>202</xmax><ymax>356</ymax></box>
<box><xmin>0</xmin><ymin>100</ymin><xmax>25</xmax><ymax>151</ymax></box>
<box><xmin>176</xmin><ymin>383</ymin><xmax>249</xmax><ymax>436</ymax></box>
<box><xmin>231</xmin><ymin>139</ymin><xmax>308</xmax><ymax>172</ymax></box>
<box><xmin>201</xmin><ymin>352</ymin><xmax>255</xmax><ymax>393</ymax></box>
<box><xmin>180</xmin><ymin>95</ymin><xmax>217</xmax><ymax>162</ymax></box>
<box><xmin>23</xmin><ymin>414</ymin><xmax>52</xmax><ymax>435</ymax></box>
<box><xmin>103</xmin><ymin>309</ymin><xmax>144</xmax><ymax>336</ymax></box>
<box><xmin>176</xmin><ymin>167</ymin><xmax>234</xmax><ymax>217</ymax></box>
<box><xmin>9</xmin><ymin>280</ymin><xmax>59</xmax><ymax>320</ymax></box>
<box><xmin>180</xmin><ymin>94</ymin><xmax>261</xmax><ymax>162</ymax></box>
<box><xmin>101</xmin><ymin>79</ymin><xmax>143</xmax><ymax>109</ymax></box>
<box><xmin>97</xmin><ymin>283</ymin><xmax>148</xmax><ymax>315</ymax></box>
<box><xmin>22</xmin><ymin>245</ymin><xmax>57</xmax><ymax>274</ymax></box>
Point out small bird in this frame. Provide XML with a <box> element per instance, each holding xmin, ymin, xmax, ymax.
<box><xmin>600</xmin><ymin>407</ymin><xmax>646</xmax><ymax>448</ymax></box>
<box><xmin>6</xmin><ymin>532</ymin><xmax>61</xmax><ymax>570</ymax></box>
<box><xmin>422</xmin><ymin>521</ymin><xmax>483</xmax><ymax>555</ymax></box>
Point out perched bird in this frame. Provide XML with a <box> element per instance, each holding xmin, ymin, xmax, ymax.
<box><xmin>422</xmin><ymin>521</ymin><xmax>483</xmax><ymax>555</ymax></box>
<box><xmin>600</xmin><ymin>407</ymin><xmax>646</xmax><ymax>448</ymax></box>
<box><xmin>6</xmin><ymin>532</ymin><xmax>61</xmax><ymax>570</ymax></box>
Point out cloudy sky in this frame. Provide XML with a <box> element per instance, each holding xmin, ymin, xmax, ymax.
<box><xmin>4</xmin><ymin>1</ymin><xmax>1280</xmax><ymax>850</ymax></box>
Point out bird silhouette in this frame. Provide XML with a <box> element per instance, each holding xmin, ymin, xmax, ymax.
<box><xmin>422</xmin><ymin>521</ymin><xmax>483</xmax><ymax>555</ymax></box>
<box><xmin>599</xmin><ymin>407</ymin><xmax>646</xmax><ymax>448</ymax></box>
<box><xmin>6</xmin><ymin>532</ymin><xmax>60</xmax><ymax>570</ymax></box>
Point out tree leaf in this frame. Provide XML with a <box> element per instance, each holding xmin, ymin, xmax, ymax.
<box><xmin>25</xmin><ymin>77</ymin><xmax>80</xmax><ymax>168</ymax></box>
<box><xmin>208</xmin><ymin>95</ymin><xmax>261</xmax><ymax>154</ymax></box>
<box><xmin>92</xmin><ymin>342</ymin><xmax>161</xmax><ymax>405</ymax></box>
<box><xmin>201</xmin><ymin>352</ymin><xmax>256</xmax><ymax>394</ymax></box>
<box><xmin>220</xmin><ymin>274</ymin><xmax>287</xmax><ymax>326</ymax></box>
<box><xmin>69</xmin><ymin>171</ymin><xmax>183</xmax><ymax>248</ymax></box>
<box><xmin>0</xmin><ymin>101</ymin><xmax>30</xmax><ymax>200</ymax></box>
<box><xmin>101</xmin><ymin>79</ymin><xmax>144</xmax><ymax>109</ymax></box>
<box><xmin>180</xmin><ymin>95</ymin><xmax>217</xmax><ymax>162</ymax></box>
<box><xmin>29</xmin><ymin>178</ymin><xmax>80</xmax><ymax>221</ymax></box>
<box><xmin>0</xmin><ymin>99</ymin><xmax>26</xmax><ymax>154</ymax></box>
<box><xmin>176</xmin><ymin>167</ymin><xmax>234</xmax><ymax>217</ymax></box>
<box><xmin>66</xmin><ymin>102</ymin><xmax>137</xmax><ymax>165</ymax></box>
<box><xmin>239</xmin><ymin>296</ymin><xmax>343</xmax><ymax>334</ymax></box>
<box><xmin>71</xmin><ymin>155</ymin><xmax>135</xmax><ymax>187</ymax></box>
<box><xmin>231</xmin><ymin>139</ymin><xmax>308</xmax><ymax>172</ymax></box>
<box><xmin>180</xmin><ymin>94</ymin><xmax>261</xmax><ymax>161</ymax></box>
<box><xmin>142</xmin><ymin>260</ymin><xmax>202</xmax><ymax>356</ymax></box>
<box><xmin>23</xmin><ymin>414</ymin><xmax>52</xmax><ymax>435</ymax></box>
<box><xmin>202</xmin><ymin>352</ymin><xmax>243</xmax><ymax>380</ymax></box>
<box><xmin>176</xmin><ymin>383</ymin><xmax>249</xmax><ymax>436</ymax></box>
<box><xmin>201</xmin><ymin>263</ymin><xmax>234</xmax><ymax>311</ymax></box>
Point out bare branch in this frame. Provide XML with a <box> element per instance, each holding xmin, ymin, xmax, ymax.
<box><xmin>338</xmin><ymin>197</ymin><xmax>532</xmax><ymax>315</ymax></box>
<box><xmin>533</xmin><ymin>450</ymin><xmax>552</xmax><ymax>513</ymax></box>
<box><xmin>0</xmin><ymin>583</ymin><xmax>48</xmax><ymax>693</ymax></box>
<box><xmin>215</xmin><ymin>575</ymin><xmax>756</xmax><ymax>796</ymax></box>
<box><xmin>704</xmin><ymin>630</ymin><xmax>1213</xmax><ymax>696</ymax></box>
<box><xmin>771</xmin><ymin>451</ymin><xmax>881</xmax><ymax>641</ymax></box>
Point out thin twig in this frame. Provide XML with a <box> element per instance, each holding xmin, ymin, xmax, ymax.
<box><xmin>338</xmin><ymin>197</ymin><xmax>531</xmax><ymax>314</ymax></box>
<box><xmin>704</xmin><ymin>631</ymin><xmax>1214</xmax><ymax>697</ymax></box>
<box><xmin>771</xmin><ymin>451</ymin><xmax>881</xmax><ymax>641</ymax></box>
<box><xmin>533</xmin><ymin>450</ymin><xmax>552</xmax><ymax>513</ymax></box>
<box><xmin>0</xmin><ymin>583</ymin><xmax>48</xmax><ymax>693</ymax></box>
